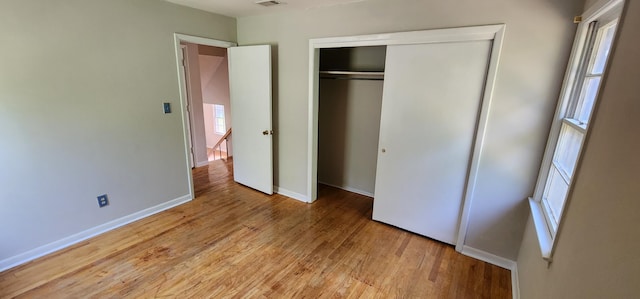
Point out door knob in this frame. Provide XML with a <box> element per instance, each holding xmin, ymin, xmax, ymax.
<box><xmin>262</xmin><ymin>130</ymin><xmax>274</xmax><ymax>135</ymax></box>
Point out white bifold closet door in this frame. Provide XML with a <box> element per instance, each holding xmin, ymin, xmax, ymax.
<box><xmin>372</xmin><ymin>41</ymin><xmax>492</xmax><ymax>245</ymax></box>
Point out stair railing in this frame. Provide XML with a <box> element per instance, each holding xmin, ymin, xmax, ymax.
<box><xmin>213</xmin><ymin>128</ymin><xmax>232</xmax><ymax>160</ymax></box>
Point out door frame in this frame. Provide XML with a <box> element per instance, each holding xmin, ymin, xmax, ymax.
<box><xmin>173</xmin><ymin>33</ymin><xmax>236</xmax><ymax>199</ymax></box>
<box><xmin>307</xmin><ymin>25</ymin><xmax>505</xmax><ymax>251</ymax></box>
<box><xmin>179</xmin><ymin>44</ymin><xmax>195</xmax><ymax>169</ymax></box>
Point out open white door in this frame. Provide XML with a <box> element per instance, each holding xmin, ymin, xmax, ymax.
<box><xmin>228</xmin><ymin>45</ymin><xmax>273</xmax><ymax>195</ymax></box>
<box><xmin>372</xmin><ymin>41</ymin><xmax>492</xmax><ymax>245</ymax></box>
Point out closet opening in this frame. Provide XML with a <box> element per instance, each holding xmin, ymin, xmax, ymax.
<box><xmin>308</xmin><ymin>26</ymin><xmax>505</xmax><ymax>250</ymax></box>
<box><xmin>317</xmin><ymin>46</ymin><xmax>386</xmax><ymax>199</ymax></box>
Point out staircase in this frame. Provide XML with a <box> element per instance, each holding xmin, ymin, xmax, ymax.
<box><xmin>210</xmin><ymin>128</ymin><xmax>232</xmax><ymax>161</ymax></box>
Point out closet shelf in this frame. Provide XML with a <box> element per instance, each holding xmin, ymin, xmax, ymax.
<box><xmin>319</xmin><ymin>70</ymin><xmax>384</xmax><ymax>80</ymax></box>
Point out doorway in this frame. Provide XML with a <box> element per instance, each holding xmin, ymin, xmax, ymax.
<box><xmin>174</xmin><ymin>34</ymin><xmax>274</xmax><ymax>199</ymax></box>
<box><xmin>180</xmin><ymin>42</ymin><xmax>233</xmax><ymax>165</ymax></box>
<box><xmin>174</xmin><ymin>34</ymin><xmax>236</xmax><ymax>198</ymax></box>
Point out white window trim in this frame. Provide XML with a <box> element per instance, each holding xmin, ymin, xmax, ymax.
<box><xmin>529</xmin><ymin>0</ymin><xmax>623</xmax><ymax>261</ymax></box>
<box><xmin>213</xmin><ymin>104</ymin><xmax>226</xmax><ymax>134</ymax></box>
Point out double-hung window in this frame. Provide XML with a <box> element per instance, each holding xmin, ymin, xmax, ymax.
<box><xmin>530</xmin><ymin>0</ymin><xmax>622</xmax><ymax>260</ymax></box>
<box><xmin>214</xmin><ymin>104</ymin><xmax>226</xmax><ymax>134</ymax></box>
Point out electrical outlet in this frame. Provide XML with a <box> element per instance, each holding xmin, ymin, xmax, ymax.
<box><xmin>97</xmin><ymin>194</ymin><xmax>109</xmax><ymax>208</ymax></box>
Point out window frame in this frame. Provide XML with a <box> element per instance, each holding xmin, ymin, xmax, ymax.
<box><xmin>213</xmin><ymin>104</ymin><xmax>226</xmax><ymax>134</ymax></box>
<box><xmin>529</xmin><ymin>0</ymin><xmax>623</xmax><ymax>261</ymax></box>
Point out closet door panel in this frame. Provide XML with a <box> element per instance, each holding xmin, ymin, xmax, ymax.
<box><xmin>372</xmin><ymin>41</ymin><xmax>491</xmax><ymax>245</ymax></box>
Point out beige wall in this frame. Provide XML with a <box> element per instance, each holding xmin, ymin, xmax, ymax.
<box><xmin>517</xmin><ymin>0</ymin><xmax>640</xmax><ymax>297</ymax></box>
<box><xmin>318</xmin><ymin>79</ymin><xmax>383</xmax><ymax>195</ymax></box>
<box><xmin>0</xmin><ymin>0</ymin><xmax>235</xmax><ymax>264</ymax></box>
<box><xmin>584</xmin><ymin>0</ymin><xmax>601</xmax><ymax>9</ymax></box>
<box><xmin>237</xmin><ymin>0</ymin><xmax>584</xmax><ymax>259</ymax></box>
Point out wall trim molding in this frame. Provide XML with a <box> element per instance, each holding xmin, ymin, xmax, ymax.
<box><xmin>195</xmin><ymin>160</ymin><xmax>210</xmax><ymax>167</ymax></box>
<box><xmin>0</xmin><ymin>194</ymin><xmax>192</xmax><ymax>272</ymax></box>
<box><xmin>461</xmin><ymin>245</ymin><xmax>515</xmax><ymax>270</ymax></box>
<box><xmin>274</xmin><ymin>186</ymin><xmax>309</xmax><ymax>203</ymax></box>
<box><xmin>461</xmin><ymin>245</ymin><xmax>519</xmax><ymax>299</ymax></box>
<box><xmin>318</xmin><ymin>181</ymin><xmax>374</xmax><ymax>197</ymax></box>
<box><xmin>512</xmin><ymin>263</ymin><xmax>520</xmax><ymax>299</ymax></box>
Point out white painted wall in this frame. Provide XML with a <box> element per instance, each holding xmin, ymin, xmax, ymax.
<box><xmin>0</xmin><ymin>0</ymin><xmax>235</xmax><ymax>265</ymax></box>
<box><xmin>237</xmin><ymin>0</ymin><xmax>584</xmax><ymax>260</ymax></box>
<box><xmin>517</xmin><ymin>1</ymin><xmax>640</xmax><ymax>297</ymax></box>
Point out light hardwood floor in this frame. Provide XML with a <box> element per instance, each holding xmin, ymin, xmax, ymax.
<box><xmin>0</xmin><ymin>159</ymin><xmax>511</xmax><ymax>298</ymax></box>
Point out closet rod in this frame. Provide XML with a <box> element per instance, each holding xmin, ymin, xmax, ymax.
<box><xmin>319</xmin><ymin>71</ymin><xmax>384</xmax><ymax>81</ymax></box>
<box><xmin>320</xmin><ymin>76</ymin><xmax>384</xmax><ymax>81</ymax></box>
<box><xmin>320</xmin><ymin>71</ymin><xmax>384</xmax><ymax>76</ymax></box>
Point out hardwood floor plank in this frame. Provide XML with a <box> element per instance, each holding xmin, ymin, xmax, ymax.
<box><xmin>0</xmin><ymin>159</ymin><xmax>512</xmax><ymax>298</ymax></box>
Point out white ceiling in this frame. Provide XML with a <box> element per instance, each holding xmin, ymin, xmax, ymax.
<box><xmin>166</xmin><ymin>0</ymin><xmax>370</xmax><ymax>18</ymax></box>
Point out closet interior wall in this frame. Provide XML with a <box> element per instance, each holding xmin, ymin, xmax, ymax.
<box><xmin>317</xmin><ymin>46</ymin><xmax>386</xmax><ymax>197</ymax></box>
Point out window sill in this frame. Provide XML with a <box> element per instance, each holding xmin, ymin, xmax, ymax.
<box><xmin>528</xmin><ymin>197</ymin><xmax>554</xmax><ymax>262</ymax></box>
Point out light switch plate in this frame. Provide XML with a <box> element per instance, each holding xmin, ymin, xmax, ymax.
<box><xmin>97</xmin><ymin>194</ymin><xmax>109</xmax><ymax>208</ymax></box>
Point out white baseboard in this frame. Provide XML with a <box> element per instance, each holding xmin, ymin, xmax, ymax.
<box><xmin>511</xmin><ymin>263</ymin><xmax>520</xmax><ymax>299</ymax></box>
<box><xmin>0</xmin><ymin>194</ymin><xmax>192</xmax><ymax>272</ymax></box>
<box><xmin>461</xmin><ymin>245</ymin><xmax>515</xmax><ymax>270</ymax></box>
<box><xmin>196</xmin><ymin>160</ymin><xmax>209</xmax><ymax>167</ymax></box>
<box><xmin>461</xmin><ymin>245</ymin><xmax>519</xmax><ymax>299</ymax></box>
<box><xmin>273</xmin><ymin>186</ymin><xmax>309</xmax><ymax>203</ymax></box>
<box><xmin>318</xmin><ymin>181</ymin><xmax>374</xmax><ymax>197</ymax></box>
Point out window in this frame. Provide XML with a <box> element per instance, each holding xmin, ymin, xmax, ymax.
<box><xmin>214</xmin><ymin>104</ymin><xmax>226</xmax><ymax>134</ymax></box>
<box><xmin>530</xmin><ymin>1</ymin><xmax>621</xmax><ymax>260</ymax></box>
<box><xmin>541</xmin><ymin>21</ymin><xmax>617</xmax><ymax>234</ymax></box>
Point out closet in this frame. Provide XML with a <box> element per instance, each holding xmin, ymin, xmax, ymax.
<box><xmin>312</xmin><ymin>26</ymin><xmax>502</xmax><ymax>246</ymax></box>
<box><xmin>317</xmin><ymin>46</ymin><xmax>386</xmax><ymax>197</ymax></box>
<box><xmin>373</xmin><ymin>41</ymin><xmax>491</xmax><ymax>245</ymax></box>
